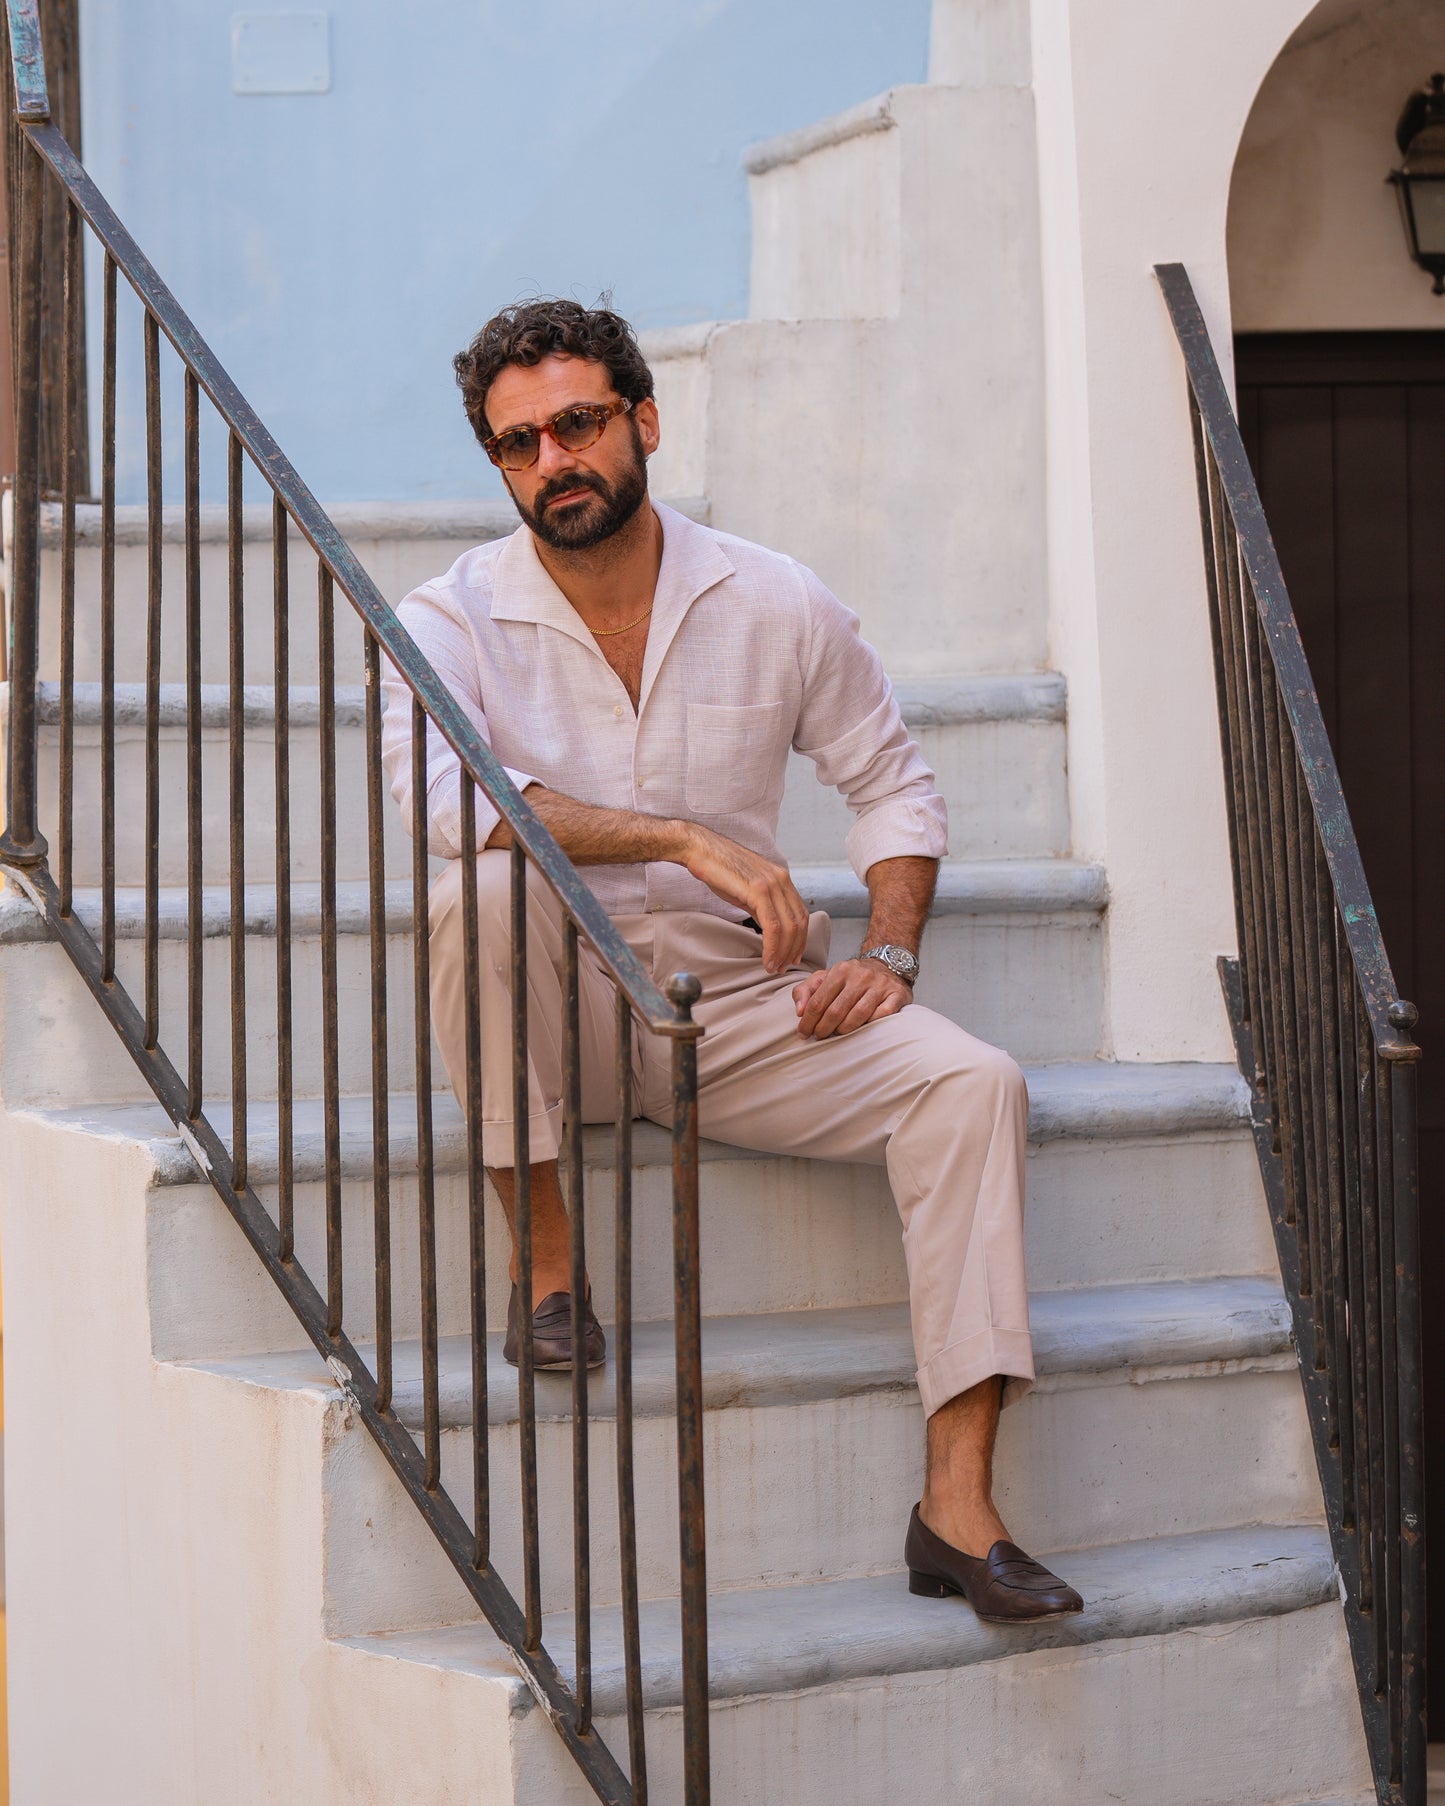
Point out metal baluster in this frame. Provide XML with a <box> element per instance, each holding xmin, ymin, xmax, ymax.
<box><xmin>273</xmin><ymin>497</ymin><xmax>295</xmax><ymax>1261</ymax></box>
<box><xmin>142</xmin><ymin>310</ymin><xmax>162</xmax><ymax>1045</ymax></box>
<box><xmin>1388</xmin><ymin>1035</ymin><xmax>1425</xmax><ymax>1799</ymax></box>
<box><xmin>1355</xmin><ymin>990</ymin><xmax>1384</xmax><ymax>1675</ymax></box>
<box><xmin>364</xmin><ymin>632</ymin><xmax>393</xmax><ymax>1412</ymax></box>
<box><xmin>99</xmin><ymin>252</ymin><xmax>117</xmax><ymax>979</ymax></box>
<box><xmin>57</xmin><ymin>197</ymin><xmax>80</xmax><ymax>913</ymax></box>
<box><xmin>319</xmin><ymin>565</ymin><xmax>342</xmax><ymax>1335</ymax></box>
<box><xmin>512</xmin><ymin>841</ymin><xmax>542</xmax><ymax>1649</ymax></box>
<box><xmin>1373</xmin><ymin>1044</ymin><xmax>1402</xmax><ymax>1773</ymax></box>
<box><xmin>1225</xmin><ymin>520</ymin><xmax>1284</xmax><ymax>1126</ymax></box>
<box><xmin>228</xmin><ymin>432</ymin><xmax>247</xmax><ymax>1190</ymax></box>
<box><xmin>1278</xmin><ymin>733</ymin><xmax>1328</xmax><ymax>1366</ymax></box>
<box><xmin>1313</xmin><ymin>845</ymin><xmax>1353</xmax><ymax>1522</ymax></box>
<box><xmin>1210</xmin><ymin>463</ymin><xmax>1271</xmax><ymax>1089</ymax></box>
<box><xmin>667</xmin><ymin>972</ymin><xmax>709</xmax><ymax>1806</ymax></box>
<box><xmin>0</xmin><ymin>135</ymin><xmax>46</xmax><ymax>870</ymax></box>
<box><xmin>184</xmin><ymin>370</ymin><xmax>202</xmax><ymax>1116</ymax></box>
<box><xmin>411</xmin><ymin>699</ymin><xmax>440</xmax><ymax>1488</ymax></box>
<box><xmin>563</xmin><ymin>919</ymin><xmax>591</xmax><ymax>1732</ymax></box>
<box><xmin>1188</xmin><ymin>400</ymin><xmax>1254</xmax><ymax>1042</ymax></box>
<box><xmin>614</xmin><ymin>992</ymin><xmax>646</xmax><ymax>1802</ymax></box>
<box><xmin>1337</xmin><ymin>950</ymin><xmax>1372</xmax><ymax>1608</ymax></box>
<box><xmin>459</xmin><ymin>773</ymin><xmax>488</xmax><ymax>1568</ymax></box>
<box><xmin>1250</xmin><ymin>599</ymin><xmax>1310</xmax><ymax>1268</ymax></box>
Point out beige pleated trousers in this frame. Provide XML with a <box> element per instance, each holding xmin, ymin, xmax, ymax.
<box><xmin>429</xmin><ymin>851</ymin><xmax>1034</xmax><ymax>1417</ymax></box>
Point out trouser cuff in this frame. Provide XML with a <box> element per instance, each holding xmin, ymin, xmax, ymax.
<box><xmin>480</xmin><ymin>1103</ymin><xmax>562</xmax><ymax>1168</ymax></box>
<box><xmin>916</xmin><ymin>1326</ymin><xmax>1035</xmax><ymax>1417</ymax></box>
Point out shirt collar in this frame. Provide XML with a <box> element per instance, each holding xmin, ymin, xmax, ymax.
<box><xmin>489</xmin><ymin>501</ymin><xmax>734</xmax><ymax>702</ymax></box>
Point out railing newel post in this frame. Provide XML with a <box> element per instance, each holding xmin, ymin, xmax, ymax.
<box><xmin>667</xmin><ymin>969</ymin><xmax>709</xmax><ymax>1806</ymax></box>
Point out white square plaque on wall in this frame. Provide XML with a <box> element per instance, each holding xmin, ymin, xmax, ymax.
<box><xmin>231</xmin><ymin>12</ymin><xmax>331</xmax><ymax>95</ymax></box>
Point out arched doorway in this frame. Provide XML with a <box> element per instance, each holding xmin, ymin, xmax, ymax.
<box><xmin>1228</xmin><ymin>0</ymin><xmax>1445</xmax><ymax>1730</ymax></box>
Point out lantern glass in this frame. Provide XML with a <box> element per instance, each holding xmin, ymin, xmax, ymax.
<box><xmin>1407</xmin><ymin>175</ymin><xmax>1445</xmax><ymax>257</ymax></box>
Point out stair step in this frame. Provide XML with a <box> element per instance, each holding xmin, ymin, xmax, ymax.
<box><xmin>189</xmin><ymin>1278</ymin><xmax>1314</xmax><ymax>1618</ymax></box>
<box><xmin>0</xmin><ymin>860</ymin><xmax>1104</xmax><ymax>944</ymax></box>
<box><xmin>9</xmin><ymin>1060</ymin><xmax>1265</xmax><ymax>1360</ymax></box>
<box><xmin>19</xmin><ymin>667</ymin><xmax>1073</xmax><ymax>875</ymax></box>
<box><xmin>34</xmin><ymin>670</ymin><xmax>1066</xmax><ymax>729</ymax></box>
<box><xmin>46</xmin><ymin>1059</ymin><xmax>1250</xmax><ymax>1192</ymax></box>
<box><xmin>0</xmin><ymin>859</ymin><xmax>1108</xmax><ymax>1110</ymax></box>
<box><xmin>371</xmin><ymin>1521</ymin><xmax>1336</xmax><ymax>1714</ymax></box>
<box><xmin>32</xmin><ymin>495</ymin><xmax>710</xmax><ymax>688</ymax></box>
<box><xmin>202</xmin><ymin>1278</ymin><xmax>1295</xmax><ymax>1432</ymax></box>
<box><xmin>333</xmin><ymin>1525</ymin><xmax>1367</xmax><ymax>1805</ymax></box>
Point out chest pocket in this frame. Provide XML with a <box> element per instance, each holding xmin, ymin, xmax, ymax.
<box><xmin>684</xmin><ymin>701</ymin><xmax>785</xmax><ymax>816</ymax></box>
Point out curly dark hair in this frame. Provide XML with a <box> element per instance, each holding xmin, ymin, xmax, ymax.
<box><xmin>454</xmin><ymin>297</ymin><xmax>655</xmax><ymax>444</ymax></box>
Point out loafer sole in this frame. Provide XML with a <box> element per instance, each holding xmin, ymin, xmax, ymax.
<box><xmin>909</xmin><ymin>1567</ymin><xmax>1084</xmax><ymax>1621</ymax></box>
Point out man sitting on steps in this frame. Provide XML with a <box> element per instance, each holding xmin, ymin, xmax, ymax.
<box><xmin>381</xmin><ymin>297</ymin><xmax>1083</xmax><ymax>1626</ymax></box>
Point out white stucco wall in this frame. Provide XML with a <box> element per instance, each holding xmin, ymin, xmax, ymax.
<box><xmin>1230</xmin><ymin>0</ymin><xmax>1445</xmax><ymax>331</ymax></box>
<box><xmin>1022</xmin><ymin>0</ymin><xmax>1326</xmax><ymax>1060</ymax></box>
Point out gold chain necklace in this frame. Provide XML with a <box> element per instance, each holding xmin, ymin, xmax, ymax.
<box><xmin>590</xmin><ymin>605</ymin><xmax>654</xmax><ymax>638</ymax></box>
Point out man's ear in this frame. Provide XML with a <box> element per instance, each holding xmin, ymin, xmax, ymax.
<box><xmin>635</xmin><ymin>395</ymin><xmax>661</xmax><ymax>459</ymax></box>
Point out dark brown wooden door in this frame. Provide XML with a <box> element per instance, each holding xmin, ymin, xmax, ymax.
<box><xmin>1237</xmin><ymin>330</ymin><xmax>1445</xmax><ymax>1725</ymax></box>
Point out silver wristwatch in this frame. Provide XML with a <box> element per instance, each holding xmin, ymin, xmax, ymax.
<box><xmin>861</xmin><ymin>943</ymin><xmax>919</xmax><ymax>985</ymax></box>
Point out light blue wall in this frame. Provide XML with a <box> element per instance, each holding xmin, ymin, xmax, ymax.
<box><xmin>80</xmin><ymin>1</ymin><xmax>930</xmax><ymax>503</ymax></box>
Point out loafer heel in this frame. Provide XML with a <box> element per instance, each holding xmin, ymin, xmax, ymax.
<box><xmin>908</xmin><ymin>1569</ymin><xmax>951</xmax><ymax>1599</ymax></box>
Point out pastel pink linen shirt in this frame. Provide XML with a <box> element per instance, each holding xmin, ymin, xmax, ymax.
<box><xmin>380</xmin><ymin>500</ymin><xmax>947</xmax><ymax>921</ymax></box>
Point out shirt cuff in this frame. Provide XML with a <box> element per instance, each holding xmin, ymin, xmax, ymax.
<box><xmin>845</xmin><ymin>795</ymin><xmax>949</xmax><ymax>883</ymax></box>
<box><xmin>430</xmin><ymin>765</ymin><xmax>540</xmax><ymax>857</ymax></box>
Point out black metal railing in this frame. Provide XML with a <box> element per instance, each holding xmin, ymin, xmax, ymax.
<box><xmin>0</xmin><ymin>5</ymin><xmax>709</xmax><ymax>1800</ymax></box>
<box><xmin>1157</xmin><ymin>263</ymin><xmax>1425</xmax><ymax>1806</ymax></box>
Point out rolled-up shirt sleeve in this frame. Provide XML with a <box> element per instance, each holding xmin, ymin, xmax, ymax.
<box><xmin>380</xmin><ymin>582</ymin><xmax>538</xmax><ymax>860</ymax></box>
<box><xmin>792</xmin><ymin>566</ymin><xmax>948</xmax><ymax>880</ymax></box>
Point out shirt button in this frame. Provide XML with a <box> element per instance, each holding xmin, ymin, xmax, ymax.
<box><xmin>614</xmin><ymin>705</ymin><xmax>623</xmax><ymax>717</ymax></box>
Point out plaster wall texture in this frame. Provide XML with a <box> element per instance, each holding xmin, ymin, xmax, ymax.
<box><xmin>0</xmin><ymin>1106</ymin><xmax>577</xmax><ymax>1805</ymax></box>
<box><xmin>1229</xmin><ymin>0</ymin><xmax>1445</xmax><ymax>331</ymax></box>
<box><xmin>703</xmin><ymin>80</ymin><xmax>1048</xmax><ymax>673</ymax></box>
<box><xmin>1025</xmin><ymin>0</ymin><xmax>1330</xmax><ymax>1061</ymax></box>
<box><xmin>76</xmin><ymin>0</ymin><xmax>930</xmax><ymax>505</ymax></box>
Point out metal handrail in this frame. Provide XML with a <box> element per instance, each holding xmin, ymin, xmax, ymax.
<box><xmin>1156</xmin><ymin>261</ymin><xmax>1424</xmax><ymax>1806</ymax></box>
<box><xmin>1</xmin><ymin>4</ymin><xmax>711</xmax><ymax>1799</ymax></box>
<box><xmin>13</xmin><ymin>118</ymin><xmax>679</xmax><ymax>1034</ymax></box>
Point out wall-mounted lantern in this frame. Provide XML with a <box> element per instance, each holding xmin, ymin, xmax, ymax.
<box><xmin>1389</xmin><ymin>73</ymin><xmax>1445</xmax><ymax>295</ymax></box>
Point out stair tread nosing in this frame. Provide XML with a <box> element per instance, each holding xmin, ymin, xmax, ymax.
<box><xmin>23</xmin><ymin>1060</ymin><xmax>1252</xmax><ymax>1188</ymax></box>
<box><xmin>186</xmin><ymin>1276</ymin><xmax>1293</xmax><ymax>1431</ymax></box>
<box><xmin>0</xmin><ymin>858</ymin><xmax>1107</xmax><ymax>946</ymax></box>
<box><xmin>338</xmin><ymin>1521</ymin><xmax>1337</xmax><ymax>1713</ymax></box>
<box><xmin>26</xmin><ymin>669</ymin><xmax>1067</xmax><ymax>730</ymax></box>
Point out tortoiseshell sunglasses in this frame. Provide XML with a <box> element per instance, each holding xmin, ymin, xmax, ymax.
<box><xmin>483</xmin><ymin>397</ymin><xmax>633</xmax><ymax>471</ymax></box>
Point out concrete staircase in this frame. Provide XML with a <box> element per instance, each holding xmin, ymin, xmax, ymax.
<box><xmin>0</xmin><ymin>20</ymin><xmax>1377</xmax><ymax>1806</ymax></box>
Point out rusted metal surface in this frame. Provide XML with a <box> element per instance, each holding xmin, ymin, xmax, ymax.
<box><xmin>668</xmin><ymin>971</ymin><xmax>710</xmax><ymax>1806</ymax></box>
<box><xmin>1161</xmin><ymin>262</ymin><xmax>1424</xmax><ymax>1806</ymax></box>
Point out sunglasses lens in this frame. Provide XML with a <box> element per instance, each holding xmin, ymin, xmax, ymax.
<box><xmin>492</xmin><ymin>427</ymin><xmax>539</xmax><ymax>470</ymax></box>
<box><xmin>552</xmin><ymin>407</ymin><xmax>606</xmax><ymax>452</ymax></box>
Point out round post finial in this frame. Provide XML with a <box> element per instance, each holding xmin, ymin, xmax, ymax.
<box><xmin>666</xmin><ymin>971</ymin><xmax>702</xmax><ymax>1017</ymax></box>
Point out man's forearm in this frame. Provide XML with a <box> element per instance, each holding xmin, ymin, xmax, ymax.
<box><xmin>485</xmin><ymin>785</ymin><xmax>690</xmax><ymax>866</ymax></box>
<box><xmin>862</xmin><ymin>855</ymin><xmax>939</xmax><ymax>955</ymax></box>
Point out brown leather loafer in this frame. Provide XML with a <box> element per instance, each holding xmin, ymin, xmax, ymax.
<box><xmin>904</xmin><ymin>1503</ymin><xmax>1084</xmax><ymax>1623</ymax></box>
<box><xmin>503</xmin><ymin>1283</ymin><xmax>606</xmax><ymax>1371</ymax></box>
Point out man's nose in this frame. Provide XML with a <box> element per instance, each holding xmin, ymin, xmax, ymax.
<box><xmin>535</xmin><ymin>429</ymin><xmax>582</xmax><ymax>478</ymax></box>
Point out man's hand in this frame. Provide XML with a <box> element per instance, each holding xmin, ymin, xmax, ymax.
<box><xmin>792</xmin><ymin>956</ymin><xmax>912</xmax><ymax>1040</ymax></box>
<box><xmin>681</xmin><ymin>822</ymin><xmax>810</xmax><ymax>975</ymax></box>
